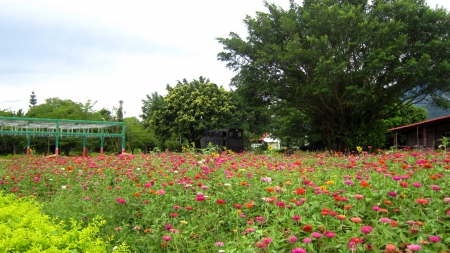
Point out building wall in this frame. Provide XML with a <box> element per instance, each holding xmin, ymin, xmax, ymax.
<box><xmin>403</xmin><ymin>123</ymin><xmax>450</xmax><ymax>148</ymax></box>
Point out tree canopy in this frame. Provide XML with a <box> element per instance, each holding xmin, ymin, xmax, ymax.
<box><xmin>148</xmin><ymin>77</ymin><xmax>239</xmax><ymax>144</ymax></box>
<box><xmin>217</xmin><ymin>0</ymin><xmax>450</xmax><ymax>150</ymax></box>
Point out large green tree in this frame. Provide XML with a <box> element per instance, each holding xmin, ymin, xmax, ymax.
<box><xmin>149</xmin><ymin>77</ymin><xmax>239</xmax><ymax>144</ymax></box>
<box><xmin>217</xmin><ymin>0</ymin><xmax>450</xmax><ymax>150</ymax></box>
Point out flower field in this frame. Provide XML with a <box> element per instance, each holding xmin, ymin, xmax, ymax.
<box><xmin>1</xmin><ymin>149</ymin><xmax>449</xmax><ymax>252</ymax></box>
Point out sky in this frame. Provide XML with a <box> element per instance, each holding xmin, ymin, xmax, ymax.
<box><xmin>1</xmin><ymin>0</ymin><xmax>449</xmax><ymax>119</ymax></box>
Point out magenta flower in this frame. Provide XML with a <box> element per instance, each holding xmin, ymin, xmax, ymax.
<box><xmin>115</xmin><ymin>197</ymin><xmax>127</xmax><ymax>204</ymax></box>
<box><xmin>344</xmin><ymin>180</ymin><xmax>354</xmax><ymax>185</ymax></box>
<box><xmin>292</xmin><ymin>215</ymin><xmax>301</xmax><ymax>221</ymax></box>
<box><xmin>292</xmin><ymin>248</ymin><xmax>307</xmax><ymax>253</ymax></box>
<box><xmin>429</xmin><ymin>236</ymin><xmax>442</xmax><ymax>243</ymax></box>
<box><xmin>323</xmin><ymin>231</ymin><xmax>336</xmax><ymax>238</ymax></box>
<box><xmin>388</xmin><ymin>192</ymin><xmax>397</xmax><ymax>197</ymax></box>
<box><xmin>303</xmin><ymin>237</ymin><xmax>312</xmax><ymax>244</ymax></box>
<box><xmin>361</xmin><ymin>226</ymin><xmax>373</xmax><ymax>234</ymax></box>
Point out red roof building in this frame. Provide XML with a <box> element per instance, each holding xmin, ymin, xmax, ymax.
<box><xmin>388</xmin><ymin>115</ymin><xmax>450</xmax><ymax>149</ymax></box>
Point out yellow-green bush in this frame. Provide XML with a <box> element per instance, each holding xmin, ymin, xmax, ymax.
<box><xmin>0</xmin><ymin>192</ymin><xmax>129</xmax><ymax>253</ymax></box>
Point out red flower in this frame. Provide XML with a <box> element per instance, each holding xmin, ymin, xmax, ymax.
<box><xmin>216</xmin><ymin>199</ymin><xmax>226</xmax><ymax>205</ymax></box>
<box><xmin>360</xmin><ymin>181</ymin><xmax>370</xmax><ymax>187</ymax></box>
<box><xmin>302</xmin><ymin>224</ymin><xmax>313</xmax><ymax>232</ymax></box>
<box><xmin>321</xmin><ymin>208</ymin><xmax>331</xmax><ymax>216</ymax></box>
<box><xmin>415</xmin><ymin>198</ymin><xmax>429</xmax><ymax>204</ymax></box>
<box><xmin>399</xmin><ymin>181</ymin><xmax>408</xmax><ymax>188</ymax></box>
<box><xmin>296</xmin><ymin>188</ymin><xmax>306</xmax><ymax>195</ymax></box>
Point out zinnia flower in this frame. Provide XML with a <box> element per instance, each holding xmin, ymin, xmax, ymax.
<box><xmin>407</xmin><ymin>244</ymin><xmax>421</xmax><ymax>251</ymax></box>
<box><xmin>292</xmin><ymin>248</ymin><xmax>307</xmax><ymax>253</ymax></box>
<box><xmin>287</xmin><ymin>235</ymin><xmax>298</xmax><ymax>244</ymax></box>
<box><xmin>162</xmin><ymin>236</ymin><xmax>171</xmax><ymax>241</ymax></box>
<box><xmin>311</xmin><ymin>232</ymin><xmax>322</xmax><ymax>239</ymax></box>
<box><xmin>302</xmin><ymin>225</ymin><xmax>313</xmax><ymax>232</ymax></box>
<box><xmin>379</xmin><ymin>217</ymin><xmax>391</xmax><ymax>223</ymax></box>
<box><xmin>429</xmin><ymin>235</ymin><xmax>442</xmax><ymax>243</ymax></box>
<box><xmin>361</xmin><ymin>226</ymin><xmax>373</xmax><ymax>234</ymax></box>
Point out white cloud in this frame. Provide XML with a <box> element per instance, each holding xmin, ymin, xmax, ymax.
<box><xmin>0</xmin><ymin>0</ymin><xmax>448</xmax><ymax>118</ymax></box>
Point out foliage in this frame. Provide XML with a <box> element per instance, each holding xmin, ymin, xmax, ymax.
<box><xmin>25</xmin><ymin>98</ymin><xmax>103</xmax><ymax>121</ymax></box>
<box><xmin>141</xmin><ymin>92</ymin><xmax>165</xmax><ymax>128</ymax></box>
<box><xmin>149</xmin><ymin>77</ymin><xmax>239</xmax><ymax>144</ymax></box>
<box><xmin>123</xmin><ymin>117</ymin><xmax>157</xmax><ymax>154</ymax></box>
<box><xmin>217</xmin><ymin>0</ymin><xmax>450</xmax><ymax>150</ymax></box>
<box><xmin>1</xmin><ymin>151</ymin><xmax>449</xmax><ymax>252</ymax></box>
<box><xmin>0</xmin><ymin>192</ymin><xmax>130</xmax><ymax>252</ymax></box>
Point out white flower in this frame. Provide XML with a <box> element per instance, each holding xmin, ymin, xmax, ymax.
<box><xmin>224</xmin><ymin>183</ymin><xmax>231</xmax><ymax>187</ymax></box>
<box><xmin>60</xmin><ymin>168</ymin><xmax>65</xmax><ymax>171</ymax></box>
<box><xmin>61</xmin><ymin>185</ymin><xmax>67</xmax><ymax>189</ymax></box>
<box><xmin>136</xmin><ymin>168</ymin><xmax>141</xmax><ymax>171</ymax></box>
<box><xmin>112</xmin><ymin>246</ymin><xmax>118</xmax><ymax>251</ymax></box>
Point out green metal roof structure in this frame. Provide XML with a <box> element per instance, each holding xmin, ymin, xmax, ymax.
<box><xmin>0</xmin><ymin>116</ymin><xmax>126</xmax><ymax>156</ymax></box>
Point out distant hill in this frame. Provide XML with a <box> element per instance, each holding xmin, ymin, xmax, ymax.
<box><xmin>416</xmin><ymin>101</ymin><xmax>450</xmax><ymax>119</ymax></box>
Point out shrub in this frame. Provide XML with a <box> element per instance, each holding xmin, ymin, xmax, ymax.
<box><xmin>0</xmin><ymin>192</ymin><xmax>130</xmax><ymax>253</ymax></box>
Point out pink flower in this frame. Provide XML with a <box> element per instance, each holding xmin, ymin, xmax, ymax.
<box><xmin>361</xmin><ymin>226</ymin><xmax>373</xmax><ymax>234</ymax></box>
<box><xmin>430</xmin><ymin>185</ymin><xmax>441</xmax><ymax>191</ymax></box>
<box><xmin>292</xmin><ymin>248</ymin><xmax>307</xmax><ymax>253</ymax></box>
<box><xmin>323</xmin><ymin>231</ymin><xmax>336</xmax><ymax>238</ymax></box>
<box><xmin>157</xmin><ymin>189</ymin><xmax>165</xmax><ymax>195</ymax></box>
<box><xmin>292</xmin><ymin>215</ymin><xmax>301</xmax><ymax>221</ymax></box>
<box><xmin>162</xmin><ymin>236</ymin><xmax>172</xmax><ymax>241</ymax></box>
<box><xmin>412</xmin><ymin>182</ymin><xmax>422</xmax><ymax>188</ymax></box>
<box><xmin>354</xmin><ymin>194</ymin><xmax>364</xmax><ymax>200</ymax></box>
<box><xmin>276</xmin><ymin>201</ymin><xmax>286</xmax><ymax>207</ymax></box>
<box><xmin>388</xmin><ymin>192</ymin><xmax>397</xmax><ymax>197</ymax></box>
<box><xmin>215</xmin><ymin>242</ymin><xmax>224</xmax><ymax>247</ymax></box>
<box><xmin>196</xmin><ymin>195</ymin><xmax>206</xmax><ymax>201</ymax></box>
<box><xmin>351</xmin><ymin>217</ymin><xmax>362</xmax><ymax>223</ymax></box>
<box><xmin>261</xmin><ymin>237</ymin><xmax>273</xmax><ymax>244</ymax></box>
<box><xmin>303</xmin><ymin>238</ymin><xmax>312</xmax><ymax>244</ymax></box>
<box><xmin>311</xmin><ymin>232</ymin><xmax>322</xmax><ymax>239</ymax></box>
<box><xmin>379</xmin><ymin>217</ymin><xmax>391</xmax><ymax>223</ymax></box>
<box><xmin>115</xmin><ymin>197</ymin><xmax>127</xmax><ymax>204</ymax></box>
<box><xmin>429</xmin><ymin>236</ymin><xmax>442</xmax><ymax>243</ymax></box>
<box><xmin>407</xmin><ymin>244</ymin><xmax>421</xmax><ymax>251</ymax></box>
<box><xmin>287</xmin><ymin>235</ymin><xmax>298</xmax><ymax>244</ymax></box>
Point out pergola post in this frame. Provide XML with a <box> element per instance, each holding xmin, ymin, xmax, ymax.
<box><xmin>121</xmin><ymin>124</ymin><xmax>126</xmax><ymax>154</ymax></box>
<box><xmin>55</xmin><ymin>122</ymin><xmax>60</xmax><ymax>155</ymax></box>
<box><xmin>83</xmin><ymin>132</ymin><xmax>87</xmax><ymax>157</ymax></box>
<box><xmin>100</xmin><ymin>128</ymin><xmax>104</xmax><ymax>155</ymax></box>
<box><xmin>26</xmin><ymin>135</ymin><xmax>30</xmax><ymax>155</ymax></box>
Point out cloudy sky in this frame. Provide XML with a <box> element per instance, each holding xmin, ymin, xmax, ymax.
<box><xmin>1</xmin><ymin>0</ymin><xmax>449</xmax><ymax>119</ymax></box>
